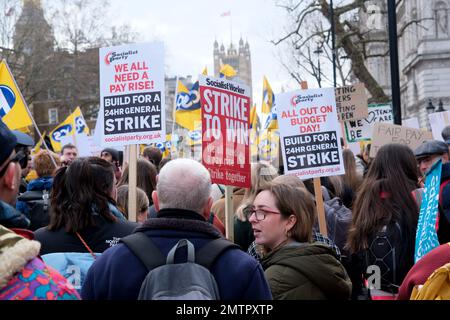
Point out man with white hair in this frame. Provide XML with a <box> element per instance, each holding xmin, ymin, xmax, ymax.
<box><xmin>82</xmin><ymin>159</ymin><xmax>272</xmax><ymax>300</ymax></box>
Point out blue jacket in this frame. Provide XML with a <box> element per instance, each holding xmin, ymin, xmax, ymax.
<box><xmin>81</xmin><ymin>208</ymin><xmax>272</xmax><ymax>300</ymax></box>
<box><xmin>0</xmin><ymin>200</ymin><xmax>30</xmax><ymax>229</ymax></box>
<box><xmin>16</xmin><ymin>176</ymin><xmax>53</xmax><ymax>217</ymax></box>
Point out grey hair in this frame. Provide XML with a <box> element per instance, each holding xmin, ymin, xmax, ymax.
<box><xmin>156</xmin><ymin>158</ymin><xmax>211</xmax><ymax>214</ymax></box>
<box><xmin>442</xmin><ymin>125</ymin><xmax>450</xmax><ymax>141</ymax></box>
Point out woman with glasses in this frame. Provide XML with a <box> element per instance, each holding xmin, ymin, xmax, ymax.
<box><xmin>247</xmin><ymin>182</ymin><xmax>351</xmax><ymax>300</ymax></box>
<box><xmin>232</xmin><ymin>162</ymin><xmax>278</xmax><ymax>251</ymax></box>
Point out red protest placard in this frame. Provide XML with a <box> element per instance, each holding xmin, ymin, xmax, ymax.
<box><xmin>199</xmin><ymin>75</ymin><xmax>251</xmax><ymax>188</ymax></box>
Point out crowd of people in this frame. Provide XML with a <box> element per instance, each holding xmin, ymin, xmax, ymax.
<box><xmin>1</xmin><ymin>117</ymin><xmax>450</xmax><ymax>300</ymax></box>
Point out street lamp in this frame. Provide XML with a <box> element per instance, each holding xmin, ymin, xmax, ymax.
<box><xmin>426</xmin><ymin>98</ymin><xmax>435</xmax><ymax>114</ymax></box>
<box><xmin>436</xmin><ymin>99</ymin><xmax>446</xmax><ymax>112</ymax></box>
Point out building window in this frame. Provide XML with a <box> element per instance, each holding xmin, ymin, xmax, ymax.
<box><xmin>435</xmin><ymin>2</ymin><xmax>449</xmax><ymax>38</ymax></box>
<box><xmin>48</xmin><ymin>108</ymin><xmax>58</xmax><ymax>124</ymax></box>
<box><xmin>47</xmin><ymin>87</ymin><xmax>56</xmax><ymax>100</ymax></box>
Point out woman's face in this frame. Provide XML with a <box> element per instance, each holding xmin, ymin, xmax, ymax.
<box><xmin>249</xmin><ymin>190</ymin><xmax>290</xmax><ymax>251</ymax></box>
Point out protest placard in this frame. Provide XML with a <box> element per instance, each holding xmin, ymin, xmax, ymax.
<box><xmin>335</xmin><ymin>83</ymin><xmax>368</xmax><ymax>122</ymax></box>
<box><xmin>370</xmin><ymin>123</ymin><xmax>433</xmax><ymax>157</ymax></box>
<box><xmin>99</xmin><ymin>42</ymin><xmax>165</xmax><ymax>147</ymax></box>
<box><xmin>344</xmin><ymin>103</ymin><xmax>393</xmax><ymax>143</ymax></box>
<box><xmin>428</xmin><ymin>110</ymin><xmax>450</xmax><ymax>141</ymax></box>
<box><xmin>276</xmin><ymin>87</ymin><xmax>345</xmax><ymax>180</ymax></box>
<box><xmin>415</xmin><ymin>159</ymin><xmax>442</xmax><ymax>263</ymax></box>
<box><xmin>403</xmin><ymin>117</ymin><xmax>420</xmax><ymax>129</ymax></box>
<box><xmin>199</xmin><ymin>75</ymin><xmax>251</xmax><ymax>189</ymax></box>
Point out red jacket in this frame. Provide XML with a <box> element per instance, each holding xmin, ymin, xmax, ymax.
<box><xmin>397</xmin><ymin>243</ymin><xmax>450</xmax><ymax>300</ymax></box>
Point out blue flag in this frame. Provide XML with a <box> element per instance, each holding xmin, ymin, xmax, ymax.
<box><xmin>414</xmin><ymin>159</ymin><xmax>442</xmax><ymax>263</ymax></box>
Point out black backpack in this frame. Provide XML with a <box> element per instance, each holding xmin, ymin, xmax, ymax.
<box><xmin>319</xmin><ymin>186</ymin><xmax>352</xmax><ymax>257</ymax></box>
<box><xmin>121</xmin><ymin>233</ymin><xmax>238</xmax><ymax>300</ymax></box>
<box><xmin>364</xmin><ymin>222</ymin><xmax>404</xmax><ymax>293</ymax></box>
<box><xmin>17</xmin><ymin>190</ymin><xmax>51</xmax><ymax>231</ymax></box>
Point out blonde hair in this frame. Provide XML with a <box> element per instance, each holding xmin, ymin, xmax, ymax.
<box><xmin>116</xmin><ymin>185</ymin><xmax>150</xmax><ymax>223</ymax></box>
<box><xmin>235</xmin><ymin>161</ymin><xmax>278</xmax><ymax>221</ymax></box>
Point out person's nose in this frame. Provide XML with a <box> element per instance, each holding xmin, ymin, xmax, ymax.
<box><xmin>248</xmin><ymin>212</ymin><xmax>257</xmax><ymax>224</ymax></box>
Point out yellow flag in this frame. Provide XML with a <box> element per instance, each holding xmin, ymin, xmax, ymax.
<box><xmin>0</xmin><ymin>60</ymin><xmax>33</xmax><ymax>130</ymax></box>
<box><xmin>249</xmin><ymin>104</ymin><xmax>259</xmax><ymax>161</ymax></box>
<box><xmin>202</xmin><ymin>66</ymin><xmax>208</xmax><ymax>75</ymax></box>
<box><xmin>219</xmin><ymin>63</ymin><xmax>237</xmax><ymax>78</ymax></box>
<box><xmin>258</xmin><ymin>129</ymin><xmax>270</xmax><ymax>161</ymax></box>
<box><xmin>269</xmin><ymin>130</ymin><xmax>280</xmax><ymax>164</ymax></box>
<box><xmin>185</xmin><ymin>121</ymin><xmax>202</xmax><ymax>146</ymax></box>
<box><xmin>163</xmin><ymin>134</ymin><xmax>172</xmax><ymax>158</ymax></box>
<box><xmin>174</xmin><ymin>80</ymin><xmax>201</xmax><ymax>131</ymax></box>
<box><xmin>49</xmin><ymin>106</ymin><xmax>89</xmax><ymax>152</ymax></box>
<box><xmin>17</xmin><ymin>126</ymin><xmax>31</xmax><ymax>134</ymax></box>
<box><xmin>31</xmin><ymin>131</ymin><xmax>46</xmax><ymax>156</ymax></box>
<box><xmin>261</xmin><ymin>76</ymin><xmax>274</xmax><ymax>114</ymax></box>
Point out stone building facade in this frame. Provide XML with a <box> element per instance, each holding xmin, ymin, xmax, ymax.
<box><xmin>360</xmin><ymin>0</ymin><xmax>450</xmax><ymax>128</ymax></box>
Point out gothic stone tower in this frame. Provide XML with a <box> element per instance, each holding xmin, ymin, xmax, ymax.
<box><xmin>213</xmin><ymin>37</ymin><xmax>252</xmax><ymax>91</ymax></box>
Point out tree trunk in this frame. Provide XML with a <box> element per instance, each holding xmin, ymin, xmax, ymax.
<box><xmin>320</xmin><ymin>0</ymin><xmax>389</xmax><ymax>102</ymax></box>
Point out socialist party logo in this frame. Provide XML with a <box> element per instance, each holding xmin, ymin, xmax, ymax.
<box><xmin>52</xmin><ymin>124</ymin><xmax>72</xmax><ymax>142</ymax></box>
<box><xmin>104</xmin><ymin>50</ymin><xmax>138</xmax><ymax>65</ymax></box>
<box><xmin>75</xmin><ymin>116</ymin><xmax>86</xmax><ymax>134</ymax></box>
<box><xmin>0</xmin><ymin>85</ymin><xmax>16</xmax><ymax>117</ymax></box>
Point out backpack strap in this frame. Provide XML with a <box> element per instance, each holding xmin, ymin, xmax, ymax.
<box><xmin>17</xmin><ymin>190</ymin><xmax>45</xmax><ymax>202</ymax></box>
<box><xmin>196</xmin><ymin>238</ymin><xmax>239</xmax><ymax>269</ymax></box>
<box><xmin>120</xmin><ymin>232</ymin><xmax>166</xmax><ymax>270</ymax></box>
<box><xmin>166</xmin><ymin>239</ymin><xmax>195</xmax><ymax>264</ymax></box>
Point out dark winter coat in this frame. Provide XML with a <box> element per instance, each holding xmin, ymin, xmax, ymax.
<box><xmin>0</xmin><ymin>200</ymin><xmax>30</xmax><ymax>229</ymax></box>
<box><xmin>35</xmin><ymin>210</ymin><xmax>137</xmax><ymax>255</ymax></box>
<box><xmin>260</xmin><ymin>242</ymin><xmax>352</xmax><ymax>300</ymax></box>
<box><xmin>81</xmin><ymin>208</ymin><xmax>272</xmax><ymax>300</ymax></box>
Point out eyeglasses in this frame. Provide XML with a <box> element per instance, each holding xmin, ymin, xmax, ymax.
<box><xmin>0</xmin><ymin>151</ymin><xmax>24</xmax><ymax>178</ymax></box>
<box><xmin>243</xmin><ymin>205</ymin><xmax>281</xmax><ymax>221</ymax></box>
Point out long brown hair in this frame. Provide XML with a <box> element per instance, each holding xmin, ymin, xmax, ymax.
<box><xmin>49</xmin><ymin>157</ymin><xmax>116</xmax><ymax>232</ymax></box>
<box><xmin>342</xmin><ymin>149</ymin><xmax>363</xmax><ymax>192</ymax></box>
<box><xmin>118</xmin><ymin>159</ymin><xmax>157</xmax><ymax>204</ymax></box>
<box><xmin>347</xmin><ymin>144</ymin><xmax>420</xmax><ymax>253</ymax></box>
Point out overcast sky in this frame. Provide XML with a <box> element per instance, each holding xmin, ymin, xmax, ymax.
<box><xmin>110</xmin><ymin>0</ymin><xmax>304</xmax><ymax>109</ymax></box>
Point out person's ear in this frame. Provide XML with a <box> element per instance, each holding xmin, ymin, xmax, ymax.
<box><xmin>2</xmin><ymin>163</ymin><xmax>17</xmax><ymax>190</ymax></box>
<box><xmin>442</xmin><ymin>153</ymin><xmax>449</xmax><ymax>163</ymax></box>
<box><xmin>202</xmin><ymin>197</ymin><xmax>213</xmax><ymax>219</ymax></box>
<box><xmin>152</xmin><ymin>190</ymin><xmax>160</xmax><ymax>211</ymax></box>
<box><xmin>286</xmin><ymin>214</ymin><xmax>297</xmax><ymax>233</ymax></box>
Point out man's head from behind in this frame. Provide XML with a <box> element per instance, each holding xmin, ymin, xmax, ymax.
<box><xmin>442</xmin><ymin>125</ymin><xmax>450</xmax><ymax>142</ymax></box>
<box><xmin>414</xmin><ymin>140</ymin><xmax>449</xmax><ymax>175</ymax></box>
<box><xmin>152</xmin><ymin>158</ymin><xmax>212</xmax><ymax>218</ymax></box>
<box><xmin>0</xmin><ymin>119</ymin><xmax>21</xmax><ymax>205</ymax></box>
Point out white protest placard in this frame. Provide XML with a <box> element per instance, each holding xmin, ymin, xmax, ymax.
<box><xmin>277</xmin><ymin>87</ymin><xmax>345</xmax><ymax>180</ymax></box>
<box><xmin>370</xmin><ymin>123</ymin><xmax>433</xmax><ymax>157</ymax></box>
<box><xmin>99</xmin><ymin>42</ymin><xmax>165</xmax><ymax>147</ymax></box>
<box><xmin>344</xmin><ymin>103</ymin><xmax>393</xmax><ymax>143</ymax></box>
<box><xmin>199</xmin><ymin>75</ymin><xmax>251</xmax><ymax>189</ymax></box>
<box><xmin>403</xmin><ymin>117</ymin><xmax>420</xmax><ymax>130</ymax></box>
<box><xmin>428</xmin><ymin>110</ymin><xmax>450</xmax><ymax>141</ymax></box>
<box><xmin>335</xmin><ymin>83</ymin><xmax>368</xmax><ymax>122</ymax></box>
